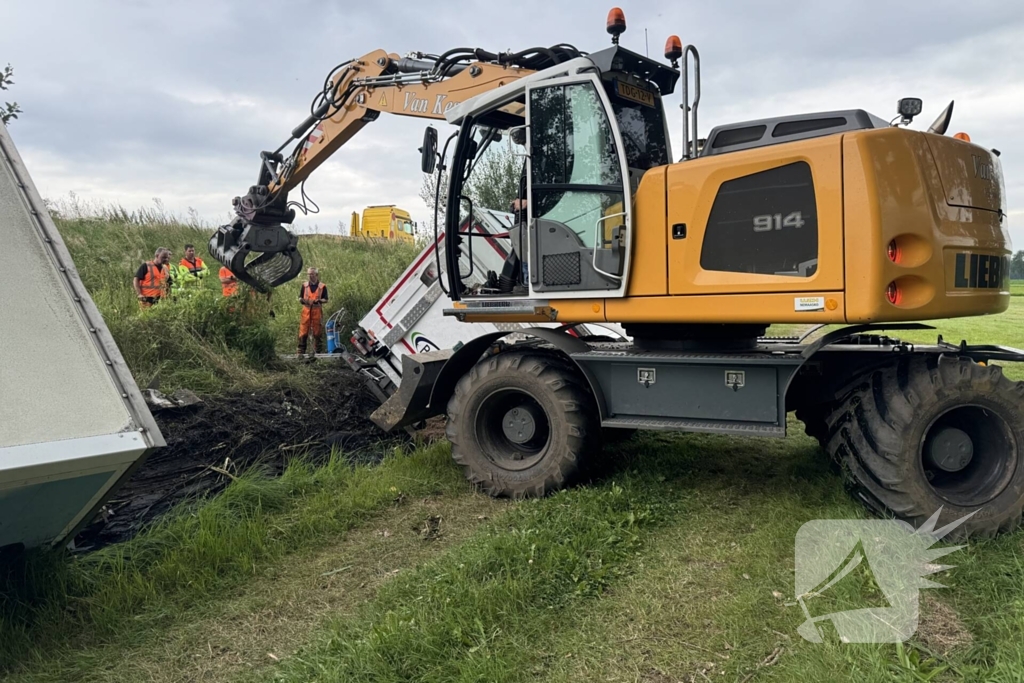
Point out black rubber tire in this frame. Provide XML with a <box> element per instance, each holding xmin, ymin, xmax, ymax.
<box><xmin>825</xmin><ymin>355</ymin><xmax>1024</xmax><ymax>539</ymax></box>
<box><xmin>797</xmin><ymin>403</ymin><xmax>842</xmax><ymax>475</ymax></box>
<box><xmin>445</xmin><ymin>350</ymin><xmax>599</xmax><ymax>498</ymax></box>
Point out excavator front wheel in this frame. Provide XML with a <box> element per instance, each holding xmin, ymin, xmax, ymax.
<box><xmin>825</xmin><ymin>355</ymin><xmax>1024</xmax><ymax>539</ymax></box>
<box><xmin>445</xmin><ymin>350</ymin><xmax>598</xmax><ymax>498</ymax></box>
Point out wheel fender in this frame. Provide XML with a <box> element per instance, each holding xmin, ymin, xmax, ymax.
<box><xmin>427</xmin><ymin>327</ymin><xmax>608</xmax><ymax>421</ymax></box>
<box><xmin>370</xmin><ymin>333</ymin><xmax>509</xmax><ymax>432</ymax></box>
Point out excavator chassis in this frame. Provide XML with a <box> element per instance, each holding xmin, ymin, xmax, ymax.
<box><xmin>372</xmin><ymin>326</ymin><xmax>1024</xmax><ymax>538</ymax></box>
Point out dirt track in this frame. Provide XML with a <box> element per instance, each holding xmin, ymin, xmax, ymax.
<box><xmin>76</xmin><ymin>366</ymin><xmax>403</xmax><ymax>549</ymax></box>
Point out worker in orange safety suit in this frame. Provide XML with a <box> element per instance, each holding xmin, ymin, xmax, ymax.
<box><xmin>219</xmin><ymin>266</ymin><xmax>239</xmax><ymax>297</ymax></box>
<box><xmin>297</xmin><ymin>267</ymin><xmax>329</xmax><ymax>356</ymax></box>
<box><xmin>133</xmin><ymin>247</ymin><xmax>172</xmax><ymax>308</ymax></box>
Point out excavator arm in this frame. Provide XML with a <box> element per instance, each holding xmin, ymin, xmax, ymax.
<box><xmin>210</xmin><ymin>45</ymin><xmax>581</xmax><ymax>291</ymax></box>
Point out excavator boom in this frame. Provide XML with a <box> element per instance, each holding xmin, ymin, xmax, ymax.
<box><xmin>209</xmin><ymin>45</ymin><xmax>580</xmax><ymax>291</ymax></box>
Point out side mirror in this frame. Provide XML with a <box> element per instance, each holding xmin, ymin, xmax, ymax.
<box><xmin>419</xmin><ymin>126</ymin><xmax>437</xmax><ymax>174</ymax></box>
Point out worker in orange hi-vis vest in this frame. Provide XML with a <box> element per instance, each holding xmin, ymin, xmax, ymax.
<box><xmin>297</xmin><ymin>267</ymin><xmax>329</xmax><ymax>356</ymax></box>
<box><xmin>219</xmin><ymin>266</ymin><xmax>239</xmax><ymax>297</ymax></box>
<box><xmin>133</xmin><ymin>247</ymin><xmax>172</xmax><ymax>308</ymax></box>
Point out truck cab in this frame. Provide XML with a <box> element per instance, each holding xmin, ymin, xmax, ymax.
<box><xmin>352</xmin><ymin>205</ymin><xmax>416</xmax><ymax>243</ymax></box>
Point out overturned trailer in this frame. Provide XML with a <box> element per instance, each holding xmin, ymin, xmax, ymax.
<box><xmin>0</xmin><ymin>125</ymin><xmax>163</xmax><ymax>552</ymax></box>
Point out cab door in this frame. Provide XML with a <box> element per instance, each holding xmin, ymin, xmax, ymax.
<box><xmin>525</xmin><ymin>75</ymin><xmax>633</xmax><ymax>298</ymax></box>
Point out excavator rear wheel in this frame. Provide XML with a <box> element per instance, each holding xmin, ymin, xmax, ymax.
<box><xmin>825</xmin><ymin>355</ymin><xmax>1024</xmax><ymax>539</ymax></box>
<box><xmin>445</xmin><ymin>350</ymin><xmax>598</xmax><ymax>498</ymax></box>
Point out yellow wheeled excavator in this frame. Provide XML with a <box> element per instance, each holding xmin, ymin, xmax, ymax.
<box><xmin>210</xmin><ymin>9</ymin><xmax>1023</xmax><ymax>538</ymax></box>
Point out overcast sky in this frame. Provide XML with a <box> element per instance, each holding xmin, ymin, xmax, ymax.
<box><xmin>5</xmin><ymin>0</ymin><xmax>1023</xmax><ymax>247</ymax></box>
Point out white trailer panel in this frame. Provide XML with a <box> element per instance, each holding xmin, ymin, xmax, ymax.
<box><xmin>0</xmin><ymin>125</ymin><xmax>163</xmax><ymax>550</ymax></box>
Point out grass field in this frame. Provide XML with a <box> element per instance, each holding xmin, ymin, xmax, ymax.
<box><xmin>3</xmin><ymin>209</ymin><xmax>1023</xmax><ymax>682</ymax></box>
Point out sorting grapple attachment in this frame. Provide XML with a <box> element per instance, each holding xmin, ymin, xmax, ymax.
<box><xmin>208</xmin><ymin>218</ymin><xmax>303</xmax><ymax>292</ymax></box>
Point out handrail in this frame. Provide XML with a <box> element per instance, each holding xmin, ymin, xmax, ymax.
<box><xmin>680</xmin><ymin>45</ymin><xmax>701</xmax><ymax>160</ymax></box>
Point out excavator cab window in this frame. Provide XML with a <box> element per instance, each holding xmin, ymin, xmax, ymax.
<box><xmin>605</xmin><ymin>80</ymin><xmax>671</xmax><ymax>172</ymax></box>
<box><xmin>443</xmin><ymin>117</ymin><xmax>527</xmax><ymax>296</ymax></box>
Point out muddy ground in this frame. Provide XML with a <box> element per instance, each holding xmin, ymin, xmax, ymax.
<box><xmin>76</xmin><ymin>366</ymin><xmax>406</xmax><ymax>550</ymax></box>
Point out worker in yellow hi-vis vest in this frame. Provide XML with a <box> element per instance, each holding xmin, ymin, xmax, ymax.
<box><xmin>173</xmin><ymin>244</ymin><xmax>209</xmax><ymax>294</ymax></box>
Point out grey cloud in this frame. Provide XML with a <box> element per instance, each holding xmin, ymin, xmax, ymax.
<box><xmin>4</xmin><ymin>0</ymin><xmax>1023</xmax><ymax>247</ymax></box>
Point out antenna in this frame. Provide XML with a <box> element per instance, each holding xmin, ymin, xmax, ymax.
<box><xmin>645</xmin><ymin>28</ymin><xmax>649</xmax><ymax>57</ymax></box>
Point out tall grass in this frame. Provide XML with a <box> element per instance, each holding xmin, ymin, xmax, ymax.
<box><xmin>50</xmin><ymin>196</ymin><xmax>419</xmax><ymax>391</ymax></box>
<box><xmin>0</xmin><ymin>443</ymin><xmax>464</xmax><ymax>676</ymax></box>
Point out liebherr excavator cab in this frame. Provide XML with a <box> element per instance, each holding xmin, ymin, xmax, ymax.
<box><xmin>438</xmin><ymin>45</ymin><xmax>676</xmax><ymax>304</ymax></box>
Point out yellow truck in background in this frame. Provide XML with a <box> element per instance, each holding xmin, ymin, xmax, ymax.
<box><xmin>350</xmin><ymin>205</ymin><xmax>415</xmax><ymax>243</ymax></box>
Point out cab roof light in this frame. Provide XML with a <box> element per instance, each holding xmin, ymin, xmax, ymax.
<box><xmin>665</xmin><ymin>35</ymin><xmax>682</xmax><ymax>67</ymax></box>
<box><xmin>606</xmin><ymin>8</ymin><xmax>626</xmax><ymax>44</ymax></box>
<box><xmin>895</xmin><ymin>97</ymin><xmax>923</xmax><ymax>126</ymax></box>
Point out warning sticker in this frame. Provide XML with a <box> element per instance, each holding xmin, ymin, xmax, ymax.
<box><xmin>794</xmin><ymin>296</ymin><xmax>825</xmax><ymax>312</ymax></box>
<box><xmin>379</xmin><ymin>93</ymin><xmax>388</xmax><ymax>107</ymax></box>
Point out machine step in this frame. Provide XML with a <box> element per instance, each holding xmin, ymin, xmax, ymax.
<box><xmin>602</xmin><ymin>416</ymin><xmax>786</xmax><ymax>438</ymax></box>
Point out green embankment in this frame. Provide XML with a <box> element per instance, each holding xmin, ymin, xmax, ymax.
<box><xmin>56</xmin><ymin>204</ymin><xmax>417</xmax><ymax>392</ymax></box>
<box><xmin>3</xmin><ymin>207</ymin><xmax>1023</xmax><ymax>681</ymax></box>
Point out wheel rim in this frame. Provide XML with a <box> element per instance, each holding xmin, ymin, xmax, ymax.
<box><xmin>921</xmin><ymin>405</ymin><xmax>1018</xmax><ymax>506</ymax></box>
<box><xmin>473</xmin><ymin>388</ymin><xmax>551</xmax><ymax>471</ymax></box>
